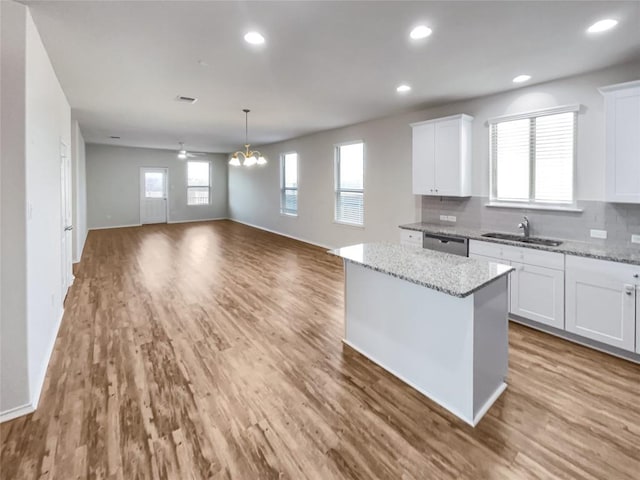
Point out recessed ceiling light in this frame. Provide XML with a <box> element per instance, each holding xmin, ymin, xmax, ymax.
<box><xmin>396</xmin><ymin>84</ymin><xmax>412</xmax><ymax>93</ymax></box>
<box><xmin>244</xmin><ymin>31</ymin><xmax>265</xmax><ymax>45</ymax></box>
<box><xmin>410</xmin><ymin>25</ymin><xmax>432</xmax><ymax>40</ymax></box>
<box><xmin>587</xmin><ymin>19</ymin><xmax>618</xmax><ymax>33</ymax></box>
<box><xmin>512</xmin><ymin>75</ymin><xmax>531</xmax><ymax>84</ymax></box>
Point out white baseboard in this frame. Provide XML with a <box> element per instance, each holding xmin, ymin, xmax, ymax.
<box><xmin>0</xmin><ymin>308</ymin><xmax>63</xmax><ymax>424</ymax></box>
<box><xmin>30</xmin><ymin>308</ymin><xmax>64</xmax><ymax>412</ymax></box>
<box><xmin>0</xmin><ymin>403</ymin><xmax>35</xmax><ymax>423</ymax></box>
<box><xmin>229</xmin><ymin>219</ymin><xmax>333</xmax><ymax>250</ymax></box>
<box><xmin>167</xmin><ymin>217</ymin><xmax>228</xmax><ymax>224</ymax></box>
<box><xmin>89</xmin><ymin>223</ymin><xmax>141</xmax><ymax>231</ymax></box>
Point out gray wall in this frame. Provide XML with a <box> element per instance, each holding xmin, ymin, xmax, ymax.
<box><xmin>1</xmin><ymin>0</ymin><xmax>73</xmax><ymax>419</ymax></box>
<box><xmin>1</xmin><ymin>0</ymin><xmax>30</xmax><ymax>415</ymax></box>
<box><xmin>86</xmin><ymin>144</ymin><xmax>228</xmax><ymax>229</ymax></box>
<box><xmin>71</xmin><ymin>119</ymin><xmax>87</xmax><ymax>262</ymax></box>
<box><xmin>228</xmin><ymin>61</ymin><xmax>640</xmax><ymax>249</ymax></box>
<box><xmin>422</xmin><ymin>197</ymin><xmax>640</xmax><ymax>246</ymax></box>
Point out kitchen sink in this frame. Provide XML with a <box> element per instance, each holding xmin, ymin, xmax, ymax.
<box><xmin>481</xmin><ymin>232</ymin><xmax>563</xmax><ymax>247</ymax></box>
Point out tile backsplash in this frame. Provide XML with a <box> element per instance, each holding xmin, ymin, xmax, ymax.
<box><xmin>421</xmin><ymin>196</ymin><xmax>640</xmax><ymax>246</ymax></box>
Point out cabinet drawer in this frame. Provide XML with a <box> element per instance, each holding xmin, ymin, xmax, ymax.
<box><xmin>400</xmin><ymin>229</ymin><xmax>423</xmax><ymax>247</ymax></box>
<box><xmin>469</xmin><ymin>240</ymin><xmax>563</xmax><ymax>270</ymax></box>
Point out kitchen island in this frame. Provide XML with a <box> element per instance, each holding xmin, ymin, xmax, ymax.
<box><xmin>329</xmin><ymin>243</ymin><xmax>513</xmax><ymax>426</ymax></box>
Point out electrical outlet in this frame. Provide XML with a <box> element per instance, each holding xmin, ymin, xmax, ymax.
<box><xmin>439</xmin><ymin>215</ymin><xmax>448</xmax><ymax>221</ymax></box>
<box><xmin>447</xmin><ymin>215</ymin><xmax>457</xmax><ymax>222</ymax></box>
<box><xmin>632</xmin><ymin>234</ymin><xmax>640</xmax><ymax>244</ymax></box>
<box><xmin>590</xmin><ymin>229</ymin><xmax>607</xmax><ymax>239</ymax></box>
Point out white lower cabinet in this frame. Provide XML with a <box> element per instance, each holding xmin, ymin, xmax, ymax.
<box><xmin>566</xmin><ymin>255</ymin><xmax>637</xmax><ymax>352</ymax></box>
<box><xmin>469</xmin><ymin>240</ymin><xmax>564</xmax><ymax>329</ymax></box>
<box><xmin>510</xmin><ymin>262</ymin><xmax>564</xmax><ymax>329</ymax></box>
<box><xmin>470</xmin><ymin>252</ymin><xmax>511</xmax><ymax>311</ymax></box>
<box><xmin>637</xmin><ymin>289</ymin><xmax>640</xmax><ymax>354</ymax></box>
<box><xmin>400</xmin><ymin>229</ymin><xmax>422</xmax><ymax>247</ymax></box>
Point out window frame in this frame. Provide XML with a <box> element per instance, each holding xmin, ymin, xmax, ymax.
<box><xmin>186</xmin><ymin>160</ymin><xmax>211</xmax><ymax>206</ymax></box>
<box><xmin>334</xmin><ymin>140</ymin><xmax>365</xmax><ymax>227</ymax></box>
<box><xmin>280</xmin><ymin>151</ymin><xmax>299</xmax><ymax>216</ymax></box>
<box><xmin>489</xmin><ymin>104</ymin><xmax>580</xmax><ymax>210</ymax></box>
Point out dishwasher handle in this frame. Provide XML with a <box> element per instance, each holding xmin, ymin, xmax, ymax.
<box><xmin>423</xmin><ymin>233</ymin><xmax>466</xmax><ymax>244</ymax></box>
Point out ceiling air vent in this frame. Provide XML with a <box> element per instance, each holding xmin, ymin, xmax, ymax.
<box><xmin>176</xmin><ymin>95</ymin><xmax>198</xmax><ymax>104</ymax></box>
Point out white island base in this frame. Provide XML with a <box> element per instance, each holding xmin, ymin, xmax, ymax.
<box><xmin>343</xmin><ymin>262</ymin><xmax>509</xmax><ymax>427</ymax></box>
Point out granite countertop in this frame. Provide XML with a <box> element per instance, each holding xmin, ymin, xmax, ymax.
<box><xmin>328</xmin><ymin>242</ymin><xmax>513</xmax><ymax>298</ymax></box>
<box><xmin>399</xmin><ymin>222</ymin><xmax>640</xmax><ymax>266</ymax></box>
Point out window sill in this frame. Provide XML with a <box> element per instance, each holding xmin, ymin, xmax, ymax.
<box><xmin>280</xmin><ymin>212</ymin><xmax>298</xmax><ymax>218</ymax></box>
<box><xmin>333</xmin><ymin>220</ymin><xmax>365</xmax><ymax>229</ymax></box>
<box><xmin>485</xmin><ymin>202</ymin><xmax>583</xmax><ymax>213</ymax></box>
<box><xmin>187</xmin><ymin>204</ymin><xmax>211</xmax><ymax>207</ymax></box>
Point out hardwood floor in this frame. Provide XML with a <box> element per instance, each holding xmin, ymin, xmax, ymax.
<box><xmin>1</xmin><ymin>220</ymin><xmax>639</xmax><ymax>479</ymax></box>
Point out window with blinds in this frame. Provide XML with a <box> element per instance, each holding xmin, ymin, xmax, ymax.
<box><xmin>335</xmin><ymin>141</ymin><xmax>364</xmax><ymax>226</ymax></box>
<box><xmin>280</xmin><ymin>152</ymin><xmax>298</xmax><ymax>215</ymax></box>
<box><xmin>490</xmin><ymin>106</ymin><xmax>577</xmax><ymax>206</ymax></box>
<box><xmin>187</xmin><ymin>161</ymin><xmax>211</xmax><ymax>205</ymax></box>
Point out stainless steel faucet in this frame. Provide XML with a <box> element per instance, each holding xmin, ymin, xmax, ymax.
<box><xmin>518</xmin><ymin>216</ymin><xmax>530</xmax><ymax>238</ymax></box>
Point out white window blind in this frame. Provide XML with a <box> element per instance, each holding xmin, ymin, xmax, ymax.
<box><xmin>280</xmin><ymin>152</ymin><xmax>298</xmax><ymax>215</ymax></box>
<box><xmin>187</xmin><ymin>161</ymin><xmax>211</xmax><ymax>205</ymax></box>
<box><xmin>490</xmin><ymin>107</ymin><xmax>577</xmax><ymax>205</ymax></box>
<box><xmin>335</xmin><ymin>142</ymin><xmax>364</xmax><ymax>226</ymax></box>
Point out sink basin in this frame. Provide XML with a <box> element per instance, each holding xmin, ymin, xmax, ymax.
<box><xmin>481</xmin><ymin>232</ymin><xmax>563</xmax><ymax>247</ymax></box>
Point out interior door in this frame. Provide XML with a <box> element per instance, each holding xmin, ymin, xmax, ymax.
<box><xmin>140</xmin><ymin>167</ymin><xmax>168</xmax><ymax>224</ymax></box>
<box><xmin>60</xmin><ymin>141</ymin><xmax>73</xmax><ymax>301</ymax></box>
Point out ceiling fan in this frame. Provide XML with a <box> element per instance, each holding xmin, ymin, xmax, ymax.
<box><xmin>177</xmin><ymin>142</ymin><xmax>206</xmax><ymax>160</ymax></box>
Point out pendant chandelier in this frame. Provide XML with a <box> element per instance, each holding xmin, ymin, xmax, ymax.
<box><xmin>229</xmin><ymin>109</ymin><xmax>266</xmax><ymax>167</ymax></box>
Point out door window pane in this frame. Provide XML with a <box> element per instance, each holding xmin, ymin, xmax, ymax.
<box><xmin>145</xmin><ymin>172</ymin><xmax>164</xmax><ymax>198</ymax></box>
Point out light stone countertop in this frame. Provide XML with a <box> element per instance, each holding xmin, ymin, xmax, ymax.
<box><xmin>399</xmin><ymin>222</ymin><xmax>640</xmax><ymax>266</ymax></box>
<box><xmin>328</xmin><ymin>242</ymin><xmax>513</xmax><ymax>298</ymax></box>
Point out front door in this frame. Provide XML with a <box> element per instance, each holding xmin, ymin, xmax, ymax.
<box><xmin>140</xmin><ymin>167</ymin><xmax>168</xmax><ymax>224</ymax></box>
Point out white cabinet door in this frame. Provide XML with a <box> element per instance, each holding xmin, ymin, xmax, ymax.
<box><xmin>470</xmin><ymin>253</ymin><xmax>511</xmax><ymax>312</ymax></box>
<box><xmin>400</xmin><ymin>229</ymin><xmax>423</xmax><ymax>247</ymax></box>
<box><xmin>600</xmin><ymin>81</ymin><xmax>640</xmax><ymax>203</ymax></box>
<box><xmin>510</xmin><ymin>262</ymin><xmax>564</xmax><ymax>329</ymax></box>
<box><xmin>637</xmin><ymin>286</ymin><xmax>640</xmax><ymax>354</ymax></box>
<box><xmin>566</xmin><ymin>256</ymin><xmax>636</xmax><ymax>352</ymax></box>
<box><xmin>412</xmin><ymin>123</ymin><xmax>436</xmax><ymax>194</ymax></box>
<box><xmin>433</xmin><ymin>119</ymin><xmax>461</xmax><ymax>196</ymax></box>
<box><xmin>411</xmin><ymin>114</ymin><xmax>472</xmax><ymax>197</ymax></box>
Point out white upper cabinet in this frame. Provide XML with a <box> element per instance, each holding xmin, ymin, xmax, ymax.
<box><xmin>411</xmin><ymin>114</ymin><xmax>473</xmax><ymax>197</ymax></box>
<box><xmin>599</xmin><ymin>80</ymin><xmax>640</xmax><ymax>203</ymax></box>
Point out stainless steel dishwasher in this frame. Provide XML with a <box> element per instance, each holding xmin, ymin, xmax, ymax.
<box><xmin>422</xmin><ymin>232</ymin><xmax>469</xmax><ymax>257</ymax></box>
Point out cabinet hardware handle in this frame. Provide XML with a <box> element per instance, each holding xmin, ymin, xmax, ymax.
<box><xmin>634</xmin><ymin>274</ymin><xmax>639</xmax><ymax>279</ymax></box>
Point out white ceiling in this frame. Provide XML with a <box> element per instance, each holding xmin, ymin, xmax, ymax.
<box><xmin>25</xmin><ymin>0</ymin><xmax>640</xmax><ymax>153</ymax></box>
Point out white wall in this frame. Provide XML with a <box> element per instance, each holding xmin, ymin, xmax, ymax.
<box><xmin>25</xmin><ymin>6</ymin><xmax>72</xmax><ymax>410</ymax></box>
<box><xmin>0</xmin><ymin>1</ymin><xmax>72</xmax><ymax>421</ymax></box>
<box><xmin>86</xmin><ymin>144</ymin><xmax>228</xmax><ymax>229</ymax></box>
<box><xmin>0</xmin><ymin>0</ymin><xmax>31</xmax><ymax>417</ymax></box>
<box><xmin>229</xmin><ymin>62</ymin><xmax>640</xmax><ymax>249</ymax></box>
<box><xmin>71</xmin><ymin>119</ymin><xmax>87</xmax><ymax>262</ymax></box>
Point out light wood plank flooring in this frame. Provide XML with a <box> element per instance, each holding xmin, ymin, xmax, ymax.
<box><xmin>1</xmin><ymin>220</ymin><xmax>639</xmax><ymax>479</ymax></box>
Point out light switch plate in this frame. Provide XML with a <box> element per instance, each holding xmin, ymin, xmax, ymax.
<box><xmin>590</xmin><ymin>229</ymin><xmax>607</xmax><ymax>239</ymax></box>
<box><xmin>632</xmin><ymin>234</ymin><xmax>640</xmax><ymax>244</ymax></box>
<box><xmin>439</xmin><ymin>215</ymin><xmax>448</xmax><ymax>221</ymax></box>
<box><xmin>447</xmin><ymin>216</ymin><xmax>457</xmax><ymax>222</ymax></box>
